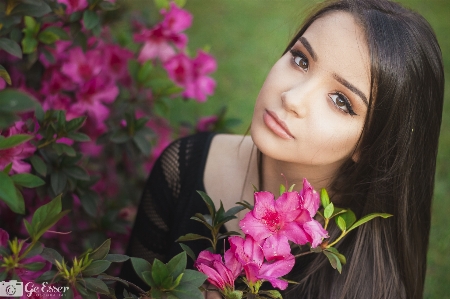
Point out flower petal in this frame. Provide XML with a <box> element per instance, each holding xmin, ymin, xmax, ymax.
<box><xmin>253</xmin><ymin>191</ymin><xmax>276</xmax><ymax>219</ymax></box>
<box><xmin>262</xmin><ymin>234</ymin><xmax>291</xmax><ymax>261</ymax></box>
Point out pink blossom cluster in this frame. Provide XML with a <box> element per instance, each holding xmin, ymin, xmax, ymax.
<box><xmin>0</xmin><ymin>121</ymin><xmax>35</xmax><ymax>174</ymax></box>
<box><xmin>195</xmin><ymin>179</ymin><xmax>328</xmax><ymax>292</ymax></box>
<box><xmin>134</xmin><ymin>3</ymin><xmax>216</xmax><ymax>102</ymax></box>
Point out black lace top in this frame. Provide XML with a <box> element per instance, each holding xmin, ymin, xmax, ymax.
<box><xmin>117</xmin><ymin>132</ymin><xmax>218</xmax><ymax>293</ymax></box>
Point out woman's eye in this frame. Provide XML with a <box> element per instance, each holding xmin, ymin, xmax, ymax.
<box><xmin>329</xmin><ymin>93</ymin><xmax>357</xmax><ymax>116</ymax></box>
<box><xmin>290</xmin><ymin>49</ymin><xmax>309</xmax><ymax>71</ymax></box>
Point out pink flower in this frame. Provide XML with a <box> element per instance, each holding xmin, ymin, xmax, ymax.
<box><xmin>134</xmin><ymin>3</ymin><xmax>192</xmax><ymax>62</ymax></box>
<box><xmin>228</xmin><ymin>235</ymin><xmax>294</xmax><ymax>290</ymax></box>
<box><xmin>100</xmin><ymin>44</ymin><xmax>133</xmax><ymax>81</ymax></box>
<box><xmin>160</xmin><ymin>2</ymin><xmax>193</xmax><ymax>33</ymax></box>
<box><xmin>58</xmin><ymin>0</ymin><xmax>88</xmax><ymax>14</ymax></box>
<box><xmin>195</xmin><ymin>250</ymin><xmax>242</xmax><ymax>292</ymax></box>
<box><xmin>164</xmin><ymin>51</ymin><xmax>216</xmax><ymax>102</ymax></box>
<box><xmin>0</xmin><ymin>122</ymin><xmax>35</xmax><ymax>174</ymax></box>
<box><xmin>61</xmin><ymin>47</ymin><xmax>103</xmax><ymax>84</ymax></box>
<box><xmin>196</xmin><ymin>116</ymin><xmax>218</xmax><ymax>132</ymax></box>
<box><xmin>0</xmin><ymin>228</ymin><xmax>9</xmax><ymax>249</ymax></box>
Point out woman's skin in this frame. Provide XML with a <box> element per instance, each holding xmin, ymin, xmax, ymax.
<box><xmin>201</xmin><ymin>11</ymin><xmax>370</xmax><ymax>297</ymax></box>
<box><xmin>204</xmin><ymin>11</ymin><xmax>370</xmax><ymax>234</ymax></box>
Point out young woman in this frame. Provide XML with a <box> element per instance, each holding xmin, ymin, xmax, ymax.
<box><xmin>118</xmin><ymin>0</ymin><xmax>444</xmax><ymax>298</ymax></box>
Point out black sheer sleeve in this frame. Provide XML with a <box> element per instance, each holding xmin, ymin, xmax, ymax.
<box><xmin>116</xmin><ymin>132</ymin><xmax>216</xmax><ymax>294</ymax></box>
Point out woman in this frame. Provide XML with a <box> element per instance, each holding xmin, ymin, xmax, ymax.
<box><xmin>118</xmin><ymin>0</ymin><xmax>444</xmax><ymax>298</ymax></box>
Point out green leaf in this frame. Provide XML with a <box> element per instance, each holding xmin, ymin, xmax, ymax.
<box><xmin>259</xmin><ymin>290</ymin><xmax>282</xmax><ymax>299</ymax></box>
<box><xmin>137</xmin><ymin>61</ymin><xmax>153</xmax><ymax>83</ymax></box>
<box><xmin>320</xmin><ymin>188</ymin><xmax>330</xmax><ymax>208</ymax></box>
<box><xmin>324</xmin><ymin>202</ymin><xmax>334</xmax><ymax>219</ymax></box>
<box><xmin>223</xmin><ymin>205</ymin><xmax>245</xmax><ymax>218</ymax></box>
<box><xmin>22</xmin><ymin>241</ymin><xmax>43</xmax><ymax>258</ymax></box>
<box><xmin>152</xmin><ymin>258</ymin><xmax>170</xmax><ymax>286</ymax></box>
<box><xmin>325</xmin><ymin>247</ymin><xmax>346</xmax><ymax>265</ymax></box>
<box><xmin>329</xmin><ymin>207</ymin><xmax>347</xmax><ymax>218</ymax></box>
<box><xmin>110</xmin><ymin>130</ymin><xmax>129</xmax><ymax>143</ymax></box>
<box><xmin>279</xmin><ymin>184</ymin><xmax>286</xmax><ymax>195</ymax></box>
<box><xmin>2</xmin><ymin>162</ymin><xmax>13</xmax><ymax>174</ymax></box>
<box><xmin>83</xmin><ymin>277</ymin><xmax>110</xmax><ymax>295</ymax></box>
<box><xmin>104</xmin><ymin>254</ymin><xmax>129</xmax><ymax>263</ymax></box>
<box><xmin>63</xmin><ymin>166</ymin><xmax>90</xmax><ymax>181</ymax></box>
<box><xmin>66</xmin><ymin>116</ymin><xmax>87</xmax><ymax>132</ymax></box>
<box><xmin>166</xmin><ymin>252</ymin><xmax>186</xmax><ymax>280</ymax></box>
<box><xmin>133</xmin><ymin>130</ymin><xmax>151</xmax><ymax>156</ymax></box>
<box><xmin>83</xmin><ymin>10</ymin><xmax>100</xmax><ymax>30</ymax></box>
<box><xmin>78</xmin><ymin>190</ymin><xmax>99</xmax><ymax>217</ymax></box>
<box><xmin>99</xmin><ymin>1</ymin><xmax>118</xmax><ymax>11</ymax></box>
<box><xmin>196</xmin><ymin>191</ymin><xmax>216</xmax><ymax>218</ymax></box>
<box><xmin>23</xmin><ymin>262</ymin><xmax>45</xmax><ymax>271</ymax></box>
<box><xmin>11</xmin><ymin>2</ymin><xmax>52</xmax><ymax>17</ymax></box>
<box><xmin>31</xmin><ymin>195</ymin><xmax>70</xmax><ymax>241</ymax></box>
<box><xmin>142</xmin><ymin>271</ymin><xmax>156</xmax><ymax>288</ymax></box>
<box><xmin>336</xmin><ymin>216</ymin><xmax>346</xmax><ymax>231</ymax></box>
<box><xmin>0</xmin><ymin>271</ymin><xmax>7</xmax><ymax>282</ymax></box>
<box><xmin>130</xmin><ymin>257</ymin><xmax>152</xmax><ymax>285</ymax></box>
<box><xmin>179</xmin><ymin>243</ymin><xmax>196</xmax><ymax>262</ymax></box>
<box><xmin>0</xmin><ymin>65</ymin><xmax>12</xmax><ymax>85</ymax></box>
<box><xmin>0</xmin><ymin>172</ymin><xmax>24</xmax><ymax>214</ymax></box>
<box><xmin>82</xmin><ymin>260</ymin><xmax>111</xmax><ymax>276</ymax></box>
<box><xmin>24</xmin><ymin>219</ymin><xmax>34</xmax><ymax>237</ymax></box>
<box><xmin>90</xmin><ymin>239</ymin><xmax>111</xmax><ymax>260</ymax></box>
<box><xmin>29</xmin><ymin>155</ymin><xmax>47</xmax><ymax>176</ymax></box>
<box><xmin>11</xmin><ymin>173</ymin><xmax>45</xmax><ymax>188</ymax></box>
<box><xmin>35</xmin><ymin>270</ymin><xmax>58</xmax><ymax>283</ymax></box>
<box><xmin>0</xmin><ymin>89</ymin><xmax>39</xmax><ymax>112</ymax></box>
<box><xmin>67</xmin><ymin>132</ymin><xmax>90</xmax><ymax>142</ymax></box>
<box><xmin>177</xmin><ymin>269</ymin><xmax>207</xmax><ymax>288</ymax></box>
<box><xmin>0</xmin><ymin>134</ymin><xmax>33</xmax><ymax>150</ymax></box>
<box><xmin>38</xmin><ymin>26</ymin><xmax>69</xmax><ymax>44</ymax></box>
<box><xmin>340</xmin><ymin>209</ymin><xmax>357</xmax><ymax>228</ymax></box>
<box><xmin>323</xmin><ymin>251</ymin><xmax>342</xmax><ymax>273</ymax></box>
<box><xmin>176</xmin><ymin>233</ymin><xmax>212</xmax><ymax>243</ymax></box>
<box><xmin>40</xmin><ymin>247</ymin><xmax>63</xmax><ymax>265</ymax></box>
<box><xmin>0</xmin><ymin>38</ymin><xmax>22</xmax><ymax>59</ymax></box>
<box><xmin>347</xmin><ymin>213</ymin><xmax>393</xmax><ymax>233</ymax></box>
<box><xmin>288</xmin><ymin>184</ymin><xmax>296</xmax><ymax>192</ymax></box>
<box><xmin>51</xmin><ymin>171</ymin><xmax>67</xmax><ymax>194</ymax></box>
<box><xmin>21</xmin><ymin>35</ymin><xmax>38</xmax><ymax>54</ymax></box>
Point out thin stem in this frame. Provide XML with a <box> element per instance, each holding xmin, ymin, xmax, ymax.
<box><xmin>326</xmin><ymin>231</ymin><xmax>347</xmax><ymax>248</ymax></box>
<box><xmin>294</xmin><ymin>251</ymin><xmax>314</xmax><ymax>258</ymax></box>
<box><xmin>101</xmin><ymin>277</ymin><xmax>147</xmax><ymax>296</ymax></box>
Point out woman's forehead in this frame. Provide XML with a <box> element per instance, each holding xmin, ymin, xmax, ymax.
<box><xmin>302</xmin><ymin>11</ymin><xmax>371</xmax><ymax>102</ymax></box>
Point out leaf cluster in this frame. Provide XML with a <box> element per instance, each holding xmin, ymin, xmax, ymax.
<box><xmin>176</xmin><ymin>191</ymin><xmax>245</xmax><ymax>253</ymax></box>
<box><xmin>129</xmin><ymin>252</ymin><xmax>207</xmax><ymax>299</ymax></box>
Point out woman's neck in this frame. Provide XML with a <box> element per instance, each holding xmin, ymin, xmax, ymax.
<box><xmin>260</xmin><ymin>152</ymin><xmax>341</xmax><ymax>195</ymax></box>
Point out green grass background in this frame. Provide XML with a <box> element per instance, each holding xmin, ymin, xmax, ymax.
<box><xmin>127</xmin><ymin>1</ymin><xmax>450</xmax><ymax>297</ymax></box>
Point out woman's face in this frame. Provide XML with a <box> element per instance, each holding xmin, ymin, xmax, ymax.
<box><xmin>251</xmin><ymin>11</ymin><xmax>370</xmax><ymax>171</ymax></box>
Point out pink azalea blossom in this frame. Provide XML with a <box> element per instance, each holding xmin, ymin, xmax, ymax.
<box><xmin>164</xmin><ymin>51</ymin><xmax>216</xmax><ymax>102</ymax></box>
<box><xmin>160</xmin><ymin>2</ymin><xmax>193</xmax><ymax>33</ymax></box>
<box><xmin>58</xmin><ymin>0</ymin><xmax>88</xmax><ymax>14</ymax></box>
<box><xmin>228</xmin><ymin>235</ymin><xmax>294</xmax><ymax>290</ymax></box>
<box><xmin>240</xmin><ymin>182</ymin><xmax>328</xmax><ymax>260</ymax></box>
<box><xmin>195</xmin><ymin>250</ymin><xmax>242</xmax><ymax>292</ymax></box>
<box><xmin>0</xmin><ymin>122</ymin><xmax>36</xmax><ymax>174</ymax></box>
<box><xmin>61</xmin><ymin>47</ymin><xmax>103</xmax><ymax>84</ymax></box>
<box><xmin>100</xmin><ymin>44</ymin><xmax>133</xmax><ymax>81</ymax></box>
<box><xmin>196</xmin><ymin>116</ymin><xmax>218</xmax><ymax>132</ymax></box>
<box><xmin>134</xmin><ymin>3</ymin><xmax>192</xmax><ymax>62</ymax></box>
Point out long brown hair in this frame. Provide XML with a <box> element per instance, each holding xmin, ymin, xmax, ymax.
<box><xmin>282</xmin><ymin>1</ymin><xmax>444</xmax><ymax>298</ymax></box>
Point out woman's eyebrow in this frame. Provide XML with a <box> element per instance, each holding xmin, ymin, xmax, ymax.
<box><xmin>300</xmin><ymin>36</ymin><xmax>368</xmax><ymax>107</ymax></box>
<box><xmin>299</xmin><ymin>36</ymin><xmax>317</xmax><ymax>61</ymax></box>
<box><xmin>333</xmin><ymin>73</ymin><xmax>369</xmax><ymax>107</ymax></box>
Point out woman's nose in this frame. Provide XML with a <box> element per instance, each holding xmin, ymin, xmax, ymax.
<box><xmin>281</xmin><ymin>77</ymin><xmax>322</xmax><ymax>118</ymax></box>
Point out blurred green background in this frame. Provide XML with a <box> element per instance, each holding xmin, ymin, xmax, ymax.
<box><xmin>128</xmin><ymin>0</ymin><xmax>450</xmax><ymax>297</ymax></box>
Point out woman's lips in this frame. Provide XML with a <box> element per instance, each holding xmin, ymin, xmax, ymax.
<box><xmin>263</xmin><ymin>110</ymin><xmax>294</xmax><ymax>140</ymax></box>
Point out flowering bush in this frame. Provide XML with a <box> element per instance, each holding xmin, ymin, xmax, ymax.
<box><xmin>0</xmin><ymin>0</ymin><xmax>239</xmax><ymax>259</ymax></box>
